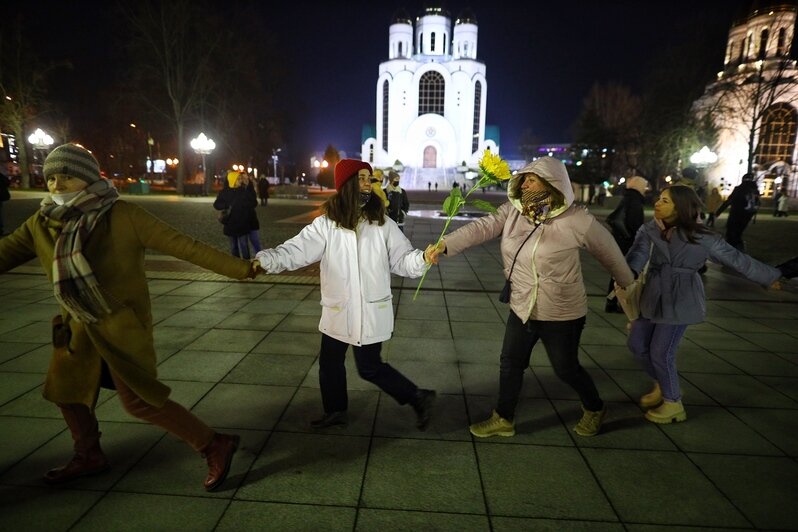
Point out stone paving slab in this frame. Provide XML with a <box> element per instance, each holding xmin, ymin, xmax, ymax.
<box><xmin>1</xmin><ymin>212</ymin><xmax>797</xmax><ymax>531</ymax></box>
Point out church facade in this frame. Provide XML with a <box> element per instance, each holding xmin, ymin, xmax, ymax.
<box><xmin>694</xmin><ymin>3</ymin><xmax>798</xmax><ymax>197</ymax></box>
<box><xmin>360</xmin><ymin>7</ymin><xmax>499</xmax><ymax>189</ymax></box>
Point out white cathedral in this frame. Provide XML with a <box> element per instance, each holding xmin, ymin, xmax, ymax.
<box><xmin>694</xmin><ymin>2</ymin><xmax>798</xmax><ymax>198</ymax></box>
<box><xmin>360</xmin><ymin>6</ymin><xmax>499</xmax><ymax>190</ymax></box>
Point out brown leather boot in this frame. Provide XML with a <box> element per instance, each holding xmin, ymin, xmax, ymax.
<box><xmin>202</xmin><ymin>433</ymin><xmax>240</xmax><ymax>492</ymax></box>
<box><xmin>44</xmin><ymin>404</ymin><xmax>110</xmax><ymax>485</ymax></box>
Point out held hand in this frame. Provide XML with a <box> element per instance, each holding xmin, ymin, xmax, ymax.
<box><xmin>770</xmin><ymin>280</ymin><xmax>782</xmax><ymax>290</ymax></box>
<box><xmin>424</xmin><ymin>240</ymin><xmax>446</xmax><ymax>265</ymax></box>
<box><xmin>248</xmin><ymin>260</ymin><xmax>262</xmax><ymax>279</ymax></box>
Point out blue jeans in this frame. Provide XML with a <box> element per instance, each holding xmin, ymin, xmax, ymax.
<box><xmin>497</xmin><ymin>312</ymin><xmax>602</xmax><ymax>420</ymax></box>
<box><xmin>318</xmin><ymin>334</ymin><xmax>418</xmax><ymax>413</ymax></box>
<box><xmin>248</xmin><ymin>230</ymin><xmax>262</xmax><ymax>254</ymax></box>
<box><xmin>627</xmin><ymin>318</ymin><xmax>688</xmax><ymax>402</ymax></box>
<box><xmin>229</xmin><ymin>235</ymin><xmax>250</xmax><ymax>259</ymax></box>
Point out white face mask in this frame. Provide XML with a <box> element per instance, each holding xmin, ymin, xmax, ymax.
<box><xmin>51</xmin><ymin>191</ymin><xmax>81</xmax><ymax>206</ymax></box>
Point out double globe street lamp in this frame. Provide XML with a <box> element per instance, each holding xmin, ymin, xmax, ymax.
<box><xmin>28</xmin><ymin>128</ymin><xmax>54</xmax><ymax>188</ymax></box>
<box><xmin>190</xmin><ymin>132</ymin><xmax>215</xmax><ymax>195</ymax></box>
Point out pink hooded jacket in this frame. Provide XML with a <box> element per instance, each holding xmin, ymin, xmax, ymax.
<box><xmin>444</xmin><ymin>157</ymin><xmax>634</xmax><ymax>321</ymax></box>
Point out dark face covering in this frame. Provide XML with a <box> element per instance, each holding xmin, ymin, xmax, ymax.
<box><xmin>359</xmin><ymin>191</ymin><xmax>372</xmax><ymax>207</ymax></box>
<box><xmin>392</xmin><ymin>181</ymin><xmax>399</xmax><ymax>187</ymax></box>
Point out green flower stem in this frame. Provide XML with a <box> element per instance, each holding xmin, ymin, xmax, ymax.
<box><xmin>412</xmin><ymin>176</ymin><xmax>489</xmax><ymax>301</ymax></box>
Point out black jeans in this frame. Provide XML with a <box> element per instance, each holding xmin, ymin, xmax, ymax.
<box><xmin>496</xmin><ymin>312</ymin><xmax>603</xmax><ymax>420</ymax></box>
<box><xmin>318</xmin><ymin>334</ymin><xmax>418</xmax><ymax>413</ymax></box>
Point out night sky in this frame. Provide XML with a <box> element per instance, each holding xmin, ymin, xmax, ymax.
<box><xmin>10</xmin><ymin>0</ymin><xmax>753</xmax><ymax>164</ymax></box>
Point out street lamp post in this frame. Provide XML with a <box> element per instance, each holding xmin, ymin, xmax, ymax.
<box><xmin>27</xmin><ymin>128</ymin><xmax>54</xmax><ymax>188</ymax></box>
<box><xmin>272</xmin><ymin>148</ymin><xmax>282</xmax><ymax>182</ymax></box>
<box><xmin>190</xmin><ymin>133</ymin><xmax>216</xmax><ymax>196</ymax></box>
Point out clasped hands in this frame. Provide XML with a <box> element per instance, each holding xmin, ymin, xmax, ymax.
<box><xmin>423</xmin><ymin>240</ymin><xmax>447</xmax><ymax>265</ymax></box>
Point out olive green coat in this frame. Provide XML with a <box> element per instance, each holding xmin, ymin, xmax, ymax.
<box><xmin>0</xmin><ymin>201</ymin><xmax>252</xmax><ymax>408</ymax></box>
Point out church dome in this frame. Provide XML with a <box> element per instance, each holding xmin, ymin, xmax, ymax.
<box><xmin>391</xmin><ymin>8</ymin><xmax>412</xmax><ymax>25</ymax></box>
<box><xmin>419</xmin><ymin>5</ymin><xmax>451</xmax><ymax>20</ymax></box>
<box><xmin>455</xmin><ymin>8</ymin><xmax>478</xmax><ymax>25</ymax></box>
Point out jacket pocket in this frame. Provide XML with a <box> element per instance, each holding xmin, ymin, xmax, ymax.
<box><xmin>363</xmin><ymin>294</ymin><xmax>394</xmax><ymax>339</ymax></box>
<box><xmin>320</xmin><ymin>296</ymin><xmax>350</xmax><ymax>337</ymax></box>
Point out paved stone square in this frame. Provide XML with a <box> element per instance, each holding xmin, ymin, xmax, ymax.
<box><xmin>1</xmin><ymin>193</ymin><xmax>797</xmax><ymax>531</ymax></box>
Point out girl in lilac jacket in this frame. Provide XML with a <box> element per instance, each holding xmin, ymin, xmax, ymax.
<box><xmin>625</xmin><ymin>185</ymin><xmax>782</xmax><ymax>423</ymax></box>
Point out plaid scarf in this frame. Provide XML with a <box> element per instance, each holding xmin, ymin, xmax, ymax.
<box><xmin>521</xmin><ymin>189</ymin><xmax>551</xmax><ymax>225</ymax></box>
<box><xmin>40</xmin><ymin>180</ymin><xmax>119</xmax><ymax>323</ymax></box>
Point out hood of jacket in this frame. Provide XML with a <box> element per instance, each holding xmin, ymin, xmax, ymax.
<box><xmin>508</xmin><ymin>157</ymin><xmax>574</xmax><ymax>220</ymax></box>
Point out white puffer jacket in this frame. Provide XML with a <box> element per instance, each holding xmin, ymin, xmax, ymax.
<box><xmin>444</xmin><ymin>157</ymin><xmax>635</xmax><ymax>321</ymax></box>
<box><xmin>256</xmin><ymin>215</ymin><xmax>426</xmax><ymax>345</ymax></box>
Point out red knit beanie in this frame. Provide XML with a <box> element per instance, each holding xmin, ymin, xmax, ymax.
<box><xmin>334</xmin><ymin>159</ymin><xmax>372</xmax><ymax>191</ymax></box>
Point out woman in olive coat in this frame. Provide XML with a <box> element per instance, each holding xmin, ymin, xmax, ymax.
<box><xmin>0</xmin><ymin>144</ymin><xmax>258</xmax><ymax>491</ymax></box>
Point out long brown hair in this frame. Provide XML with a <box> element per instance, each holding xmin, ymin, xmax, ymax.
<box><xmin>322</xmin><ymin>174</ymin><xmax>385</xmax><ymax>230</ymax></box>
<box><xmin>666</xmin><ymin>185</ymin><xmax>713</xmax><ymax>243</ymax></box>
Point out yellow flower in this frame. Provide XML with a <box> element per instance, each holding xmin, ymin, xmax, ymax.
<box><xmin>478</xmin><ymin>151</ymin><xmax>512</xmax><ymax>184</ymax></box>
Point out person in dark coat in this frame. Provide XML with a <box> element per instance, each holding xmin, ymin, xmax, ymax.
<box><xmin>715</xmin><ymin>173</ymin><xmax>760</xmax><ymax>251</ymax></box>
<box><xmin>214</xmin><ymin>172</ymin><xmax>258</xmax><ymax>259</ymax></box>
<box><xmin>384</xmin><ymin>170</ymin><xmax>410</xmax><ymax>233</ymax></box>
<box><xmin>605</xmin><ymin>176</ymin><xmax>646</xmax><ymax>312</ymax></box>
<box><xmin>257</xmin><ymin>176</ymin><xmax>270</xmax><ymax>207</ymax></box>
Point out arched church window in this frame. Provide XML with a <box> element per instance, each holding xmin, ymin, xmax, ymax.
<box><xmin>472</xmin><ymin>81</ymin><xmax>482</xmax><ymax>152</ymax></box>
<box><xmin>778</xmin><ymin>28</ymin><xmax>786</xmax><ymax>56</ymax></box>
<box><xmin>431</xmin><ymin>32</ymin><xmax>436</xmax><ymax>52</ymax></box>
<box><xmin>382</xmin><ymin>80</ymin><xmax>389</xmax><ymax>151</ymax></box>
<box><xmin>759</xmin><ymin>28</ymin><xmax>769</xmax><ymax>59</ymax></box>
<box><xmin>727</xmin><ymin>40</ymin><xmax>735</xmax><ymax>64</ymax></box>
<box><xmin>443</xmin><ymin>33</ymin><xmax>447</xmax><ymax>55</ymax></box>
<box><xmin>739</xmin><ymin>35</ymin><xmax>747</xmax><ymax>62</ymax></box>
<box><xmin>423</xmin><ymin>146</ymin><xmax>437</xmax><ymax>168</ymax></box>
<box><xmin>418</xmin><ymin>71</ymin><xmax>445</xmax><ymax>116</ymax></box>
<box><xmin>755</xmin><ymin>102</ymin><xmax>797</xmax><ymax>166</ymax></box>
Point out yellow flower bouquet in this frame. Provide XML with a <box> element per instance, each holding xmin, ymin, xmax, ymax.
<box><xmin>414</xmin><ymin>150</ymin><xmax>513</xmax><ymax>299</ymax></box>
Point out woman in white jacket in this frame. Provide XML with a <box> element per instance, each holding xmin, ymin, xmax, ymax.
<box><xmin>428</xmin><ymin>158</ymin><xmax>635</xmax><ymax>437</ymax></box>
<box><xmin>256</xmin><ymin>160</ymin><xmax>437</xmax><ymax>430</ymax></box>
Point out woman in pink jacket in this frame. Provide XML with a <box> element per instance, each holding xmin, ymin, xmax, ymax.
<box><xmin>429</xmin><ymin>158</ymin><xmax>634</xmax><ymax>437</ymax></box>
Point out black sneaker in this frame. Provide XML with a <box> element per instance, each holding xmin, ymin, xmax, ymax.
<box><xmin>776</xmin><ymin>256</ymin><xmax>798</xmax><ymax>279</ymax></box>
<box><xmin>411</xmin><ymin>389</ymin><xmax>436</xmax><ymax>431</ymax></box>
<box><xmin>310</xmin><ymin>411</ymin><xmax>348</xmax><ymax>429</ymax></box>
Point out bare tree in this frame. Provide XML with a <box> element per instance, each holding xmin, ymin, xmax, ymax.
<box><xmin>701</xmin><ymin>57</ymin><xmax>798</xmax><ymax>173</ymax></box>
<box><xmin>119</xmin><ymin>0</ymin><xmax>226</xmax><ymax>194</ymax></box>
<box><xmin>0</xmin><ymin>16</ymin><xmax>66</xmax><ymax>187</ymax></box>
<box><xmin>575</xmin><ymin>82</ymin><xmax>642</xmax><ymax>178</ymax></box>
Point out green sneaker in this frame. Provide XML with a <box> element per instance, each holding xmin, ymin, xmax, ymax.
<box><xmin>469</xmin><ymin>410</ymin><xmax>515</xmax><ymax>438</ymax></box>
<box><xmin>573</xmin><ymin>406</ymin><xmax>606</xmax><ymax>437</ymax></box>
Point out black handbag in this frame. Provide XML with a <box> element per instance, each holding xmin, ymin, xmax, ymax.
<box><xmin>216</xmin><ymin>206</ymin><xmax>231</xmax><ymax>224</ymax></box>
<box><xmin>499</xmin><ymin>224</ymin><xmax>541</xmax><ymax>303</ymax></box>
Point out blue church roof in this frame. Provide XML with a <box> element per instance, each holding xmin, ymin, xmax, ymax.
<box><xmin>485</xmin><ymin>125</ymin><xmax>500</xmax><ymax>145</ymax></box>
<box><xmin>362</xmin><ymin>124</ymin><xmax>376</xmax><ymax>143</ymax></box>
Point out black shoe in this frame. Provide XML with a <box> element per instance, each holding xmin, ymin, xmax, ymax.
<box><xmin>604</xmin><ymin>300</ymin><xmax>619</xmax><ymax>313</ymax></box>
<box><xmin>310</xmin><ymin>411</ymin><xmax>348</xmax><ymax>429</ymax></box>
<box><xmin>411</xmin><ymin>389</ymin><xmax>436</xmax><ymax>431</ymax></box>
<box><xmin>776</xmin><ymin>256</ymin><xmax>798</xmax><ymax>279</ymax></box>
